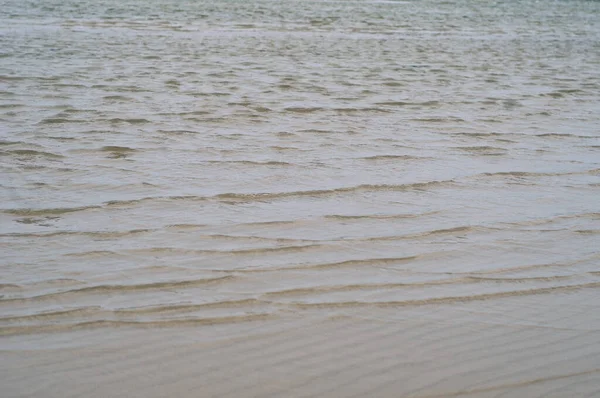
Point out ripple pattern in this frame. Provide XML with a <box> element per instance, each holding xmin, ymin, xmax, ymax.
<box><xmin>1</xmin><ymin>0</ymin><xmax>600</xmax><ymax>397</ymax></box>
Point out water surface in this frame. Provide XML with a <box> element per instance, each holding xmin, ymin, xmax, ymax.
<box><xmin>1</xmin><ymin>0</ymin><xmax>600</xmax><ymax>396</ymax></box>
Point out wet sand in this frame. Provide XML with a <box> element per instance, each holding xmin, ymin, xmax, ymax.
<box><xmin>3</xmin><ymin>291</ymin><xmax>600</xmax><ymax>397</ymax></box>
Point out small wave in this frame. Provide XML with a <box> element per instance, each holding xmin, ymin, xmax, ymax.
<box><xmin>114</xmin><ymin>298</ymin><xmax>263</xmax><ymax>314</ymax></box>
<box><xmin>103</xmin><ymin>95</ymin><xmax>132</xmax><ymax>101</ymax></box>
<box><xmin>453</xmin><ymin>132</ymin><xmax>504</xmax><ymax>138</ymax></box>
<box><xmin>450</xmin><ymin>262</ymin><xmax>565</xmax><ymax>275</ymax></box>
<box><xmin>214</xmin><ymin>181</ymin><xmax>453</xmax><ymax>201</ymax></box>
<box><xmin>375</xmin><ymin>100</ymin><xmax>440</xmax><ymax>107</ymax></box>
<box><xmin>105</xmin><ymin>195</ymin><xmax>201</xmax><ymax>207</ymax></box>
<box><xmin>381</xmin><ymin>81</ymin><xmax>404</xmax><ymax>87</ymax></box>
<box><xmin>0</xmin><ymin>314</ymin><xmax>274</xmax><ymax>336</ymax></box>
<box><xmin>127</xmin><ymin>244</ymin><xmax>325</xmax><ymax>256</ymax></box>
<box><xmin>3</xmin><ymin>205</ymin><xmax>101</xmax><ymax>216</ymax></box>
<box><xmin>0</xmin><ymin>75</ymin><xmax>27</xmax><ymax>81</ymax></box>
<box><xmin>1</xmin><ymin>149</ymin><xmax>64</xmax><ymax>158</ymax></box>
<box><xmin>293</xmin><ymin>256</ymin><xmax>418</xmax><ymax>270</ymax></box>
<box><xmin>261</xmin><ymin>279</ymin><xmax>472</xmax><ymax>298</ymax></box>
<box><xmin>359</xmin><ymin>155</ymin><xmax>423</xmax><ymax>161</ymax></box>
<box><xmin>108</xmin><ymin>118</ymin><xmax>150</xmax><ymax>124</ymax></box>
<box><xmin>14</xmin><ymin>217</ymin><xmax>59</xmax><ymax>226</ymax></box>
<box><xmin>332</xmin><ymin>107</ymin><xmax>391</xmax><ymax>114</ymax></box>
<box><xmin>261</xmin><ymin>275</ymin><xmax>573</xmax><ymax>298</ymax></box>
<box><xmin>0</xmin><ymin>284</ymin><xmax>22</xmax><ymax>291</ymax></box>
<box><xmin>482</xmin><ymin>171</ymin><xmax>552</xmax><ymax>178</ymax></box>
<box><xmin>0</xmin><ymin>104</ymin><xmax>24</xmax><ymax>109</ymax></box>
<box><xmin>324</xmin><ymin>210</ymin><xmax>439</xmax><ymax>220</ymax></box>
<box><xmin>504</xmin><ymin>213</ymin><xmax>600</xmax><ymax>227</ymax></box>
<box><xmin>227</xmin><ymin>244</ymin><xmax>324</xmax><ymax>255</ymax></box>
<box><xmin>100</xmin><ymin>145</ymin><xmax>137</xmax><ymax>153</ymax></box>
<box><xmin>29</xmin><ymin>278</ymin><xmax>82</xmax><ymax>286</ymax></box>
<box><xmin>542</xmin><ymin>89</ymin><xmax>584</xmax><ymax>98</ymax></box>
<box><xmin>38</xmin><ymin>118</ymin><xmax>86</xmax><ymax>124</ymax></box>
<box><xmin>408</xmin><ymin>225</ymin><xmax>477</xmax><ymax>238</ymax></box>
<box><xmin>157</xmin><ymin>129</ymin><xmax>201</xmax><ymax>135</ymax></box>
<box><xmin>188</xmin><ymin>92</ymin><xmax>230</xmax><ymax>98</ymax></box>
<box><xmin>205</xmin><ymin>160</ymin><xmax>292</xmax><ymax>166</ymax></box>
<box><xmin>228</xmin><ymin>220</ymin><xmax>299</xmax><ymax>228</ymax></box>
<box><xmin>219</xmin><ymin>256</ymin><xmax>419</xmax><ymax>273</ymax></box>
<box><xmin>535</xmin><ymin>133</ymin><xmax>596</xmax><ymax>139</ymax></box>
<box><xmin>46</xmin><ymin>136</ymin><xmax>77</xmax><ymax>141</ymax></box>
<box><xmin>3</xmin><ymin>181</ymin><xmax>451</xmax><ymax>216</ymax></box>
<box><xmin>269</xmin><ymin>146</ymin><xmax>306</xmax><ymax>151</ymax></box>
<box><xmin>0</xmin><ymin>306</ymin><xmax>103</xmax><ymax>322</ymax></box>
<box><xmin>468</xmin><ymin>275</ymin><xmax>575</xmax><ymax>283</ymax></box>
<box><xmin>288</xmin><ymin>282</ymin><xmax>600</xmax><ymax>309</ymax></box>
<box><xmin>284</xmin><ymin>107</ymin><xmax>324</xmax><ymax>113</ymax></box>
<box><xmin>0</xmin><ymin>299</ymin><xmax>266</xmax><ymax>323</ymax></box>
<box><xmin>64</xmin><ymin>250</ymin><xmax>120</xmax><ymax>258</ymax></box>
<box><xmin>457</xmin><ymin>146</ymin><xmax>507</xmax><ymax>152</ymax></box>
<box><xmin>0</xmin><ymin>140</ymin><xmax>25</xmax><ymax>146</ymax></box>
<box><xmin>95</xmin><ymin>85</ymin><xmax>151</xmax><ymax>93</ymax></box>
<box><xmin>276</xmin><ymin>131</ymin><xmax>296</xmax><ymax>137</ymax></box>
<box><xmin>0</xmin><ymin>228</ymin><xmax>150</xmax><ymax>239</ymax></box>
<box><xmin>164</xmin><ymin>223</ymin><xmax>209</xmax><ymax>230</ymax></box>
<box><xmin>481</xmin><ymin>169</ymin><xmax>600</xmax><ymax>179</ymax></box>
<box><xmin>412</xmin><ymin>117</ymin><xmax>465</xmax><ymax>123</ymax></box>
<box><xmin>202</xmin><ymin>234</ymin><xmax>310</xmax><ymax>244</ymax></box>
<box><xmin>298</xmin><ymin>129</ymin><xmax>338</xmax><ymax>134</ymax></box>
<box><xmin>0</xmin><ymin>276</ymin><xmax>236</xmax><ymax>304</ymax></box>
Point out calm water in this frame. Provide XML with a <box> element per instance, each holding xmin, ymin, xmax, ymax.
<box><xmin>1</xmin><ymin>0</ymin><xmax>600</xmax><ymax>396</ymax></box>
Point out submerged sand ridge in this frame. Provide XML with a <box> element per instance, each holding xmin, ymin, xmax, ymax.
<box><xmin>1</xmin><ymin>0</ymin><xmax>600</xmax><ymax>396</ymax></box>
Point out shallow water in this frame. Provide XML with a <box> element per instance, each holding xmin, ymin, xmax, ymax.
<box><xmin>2</xmin><ymin>0</ymin><xmax>600</xmax><ymax>396</ymax></box>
